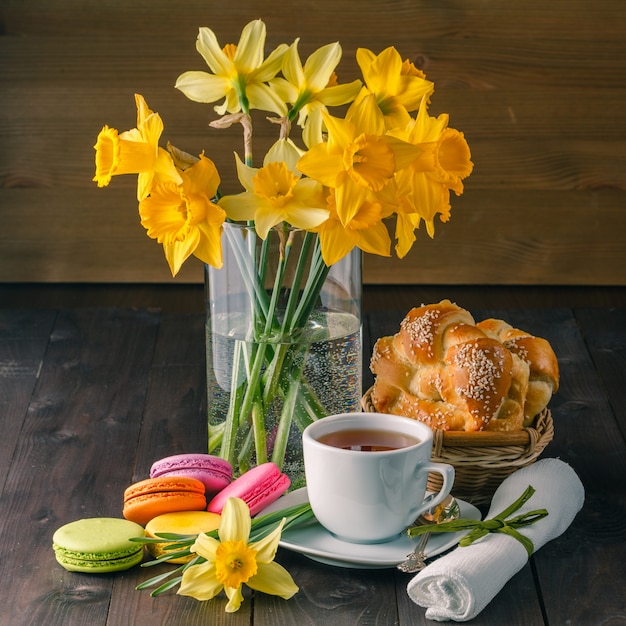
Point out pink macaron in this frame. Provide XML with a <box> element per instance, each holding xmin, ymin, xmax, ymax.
<box><xmin>207</xmin><ymin>462</ymin><xmax>290</xmax><ymax>516</ymax></box>
<box><xmin>150</xmin><ymin>454</ymin><xmax>232</xmax><ymax>498</ymax></box>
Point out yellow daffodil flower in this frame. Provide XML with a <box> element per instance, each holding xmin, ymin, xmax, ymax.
<box><xmin>355</xmin><ymin>46</ymin><xmax>434</xmax><ymax>131</ymax></box>
<box><xmin>139</xmin><ymin>154</ymin><xmax>225</xmax><ymax>275</ymax></box>
<box><xmin>175</xmin><ymin>19</ymin><xmax>289</xmax><ymax>116</ymax></box>
<box><xmin>177</xmin><ymin>497</ymin><xmax>298</xmax><ymax>613</ymax></box>
<box><xmin>218</xmin><ymin>139</ymin><xmax>329</xmax><ymax>239</ymax></box>
<box><xmin>389</xmin><ymin>97</ymin><xmax>473</xmax><ymax>240</ymax></box>
<box><xmin>271</xmin><ymin>40</ymin><xmax>362</xmax><ymax>147</ymax></box>
<box><xmin>297</xmin><ymin>93</ymin><xmax>423</xmax><ymax>226</ymax></box>
<box><xmin>313</xmin><ymin>188</ymin><xmax>391</xmax><ymax>265</ymax></box>
<box><xmin>93</xmin><ymin>94</ymin><xmax>181</xmax><ymax>200</ymax></box>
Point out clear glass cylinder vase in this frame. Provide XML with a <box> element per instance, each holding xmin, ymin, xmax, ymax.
<box><xmin>206</xmin><ymin>222</ymin><xmax>362</xmax><ymax>488</ymax></box>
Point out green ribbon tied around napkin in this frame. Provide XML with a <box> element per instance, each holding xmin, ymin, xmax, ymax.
<box><xmin>407</xmin><ymin>485</ymin><xmax>548</xmax><ymax>557</ymax></box>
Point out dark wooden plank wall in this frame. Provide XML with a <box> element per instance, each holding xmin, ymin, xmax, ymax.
<box><xmin>1</xmin><ymin>0</ymin><xmax>625</xmax><ymax>285</ymax></box>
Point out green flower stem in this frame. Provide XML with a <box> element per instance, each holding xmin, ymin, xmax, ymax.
<box><xmin>233</xmin><ymin>341</ymin><xmax>270</xmax><ymax>468</ymax></box>
<box><xmin>261</xmin><ymin>232</ymin><xmax>313</xmax><ymax>405</ymax></box>
<box><xmin>218</xmin><ymin>340</ymin><xmax>245</xmax><ymax>462</ymax></box>
<box><xmin>291</xmin><ymin>247</ymin><xmax>331</xmax><ymax>333</ymax></box>
<box><xmin>293</xmin><ymin>381</ymin><xmax>327</xmax><ymax>427</ymax></box>
<box><xmin>223</xmin><ymin>225</ymin><xmax>270</xmax><ymax>325</ymax></box>
<box><xmin>213</xmin><ymin>226</ymin><xmax>340</xmax><ymax>475</ymax></box>
<box><xmin>270</xmin><ymin>344</ymin><xmax>310</xmax><ymax>468</ymax></box>
<box><xmin>280</xmin><ymin>231</ymin><xmax>314</xmax><ymax>330</ymax></box>
<box><xmin>251</xmin><ymin>399</ymin><xmax>267</xmax><ymax>465</ymax></box>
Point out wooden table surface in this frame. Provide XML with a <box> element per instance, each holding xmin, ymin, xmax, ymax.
<box><xmin>1</xmin><ymin>291</ymin><xmax>625</xmax><ymax>625</ymax></box>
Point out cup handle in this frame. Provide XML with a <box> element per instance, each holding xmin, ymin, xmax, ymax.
<box><xmin>407</xmin><ymin>462</ymin><xmax>455</xmax><ymax>523</ymax></box>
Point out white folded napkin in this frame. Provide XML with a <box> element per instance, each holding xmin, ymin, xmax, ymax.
<box><xmin>406</xmin><ymin>458</ymin><xmax>584</xmax><ymax>622</ymax></box>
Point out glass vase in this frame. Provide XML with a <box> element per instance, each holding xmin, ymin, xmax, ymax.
<box><xmin>205</xmin><ymin>222</ymin><xmax>362</xmax><ymax>488</ymax></box>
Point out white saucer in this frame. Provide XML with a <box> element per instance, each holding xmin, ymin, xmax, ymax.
<box><xmin>262</xmin><ymin>488</ymin><xmax>481</xmax><ymax>569</ymax></box>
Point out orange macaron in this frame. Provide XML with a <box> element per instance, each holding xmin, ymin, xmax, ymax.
<box><xmin>123</xmin><ymin>476</ymin><xmax>207</xmax><ymax>526</ymax></box>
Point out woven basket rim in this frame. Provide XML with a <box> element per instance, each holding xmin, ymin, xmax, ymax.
<box><xmin>361</xmin><ymin>386</ymin><xmax>554</xmax><ymax>466</ymax></box>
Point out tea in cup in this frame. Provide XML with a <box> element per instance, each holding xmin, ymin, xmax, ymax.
<box><xmin>302</xmin><ymin>412</ymin><xmax>455</xmax><ymax>544</ymax></box>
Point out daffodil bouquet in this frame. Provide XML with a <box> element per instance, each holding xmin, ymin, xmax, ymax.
<box><xmin>94</xmin><ymin>19</ymin><xmax>473</xmax><ymax>481</ymax></box>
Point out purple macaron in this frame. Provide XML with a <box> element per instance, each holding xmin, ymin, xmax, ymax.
<box><xmin>150</xmin><ymin>454</ymin><xmax>232</xmax><ymax>497</ymax></box>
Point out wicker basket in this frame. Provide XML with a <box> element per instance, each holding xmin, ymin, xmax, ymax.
<box><xmin>361</xmin><ymin>388</ymin><xmax>554</xmax><ymax>505</ymax></box>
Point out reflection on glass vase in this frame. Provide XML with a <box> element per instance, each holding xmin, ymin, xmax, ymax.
<box><xmin>205</xmin><ymin>222</ymin><xmax>362</xmax><ymax>488</ymax></box>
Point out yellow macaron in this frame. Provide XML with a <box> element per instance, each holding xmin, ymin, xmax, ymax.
<box><xmin>145</xmin><ymin>510</ymin><xmax>221</xmax><ymax>563</ymax></box>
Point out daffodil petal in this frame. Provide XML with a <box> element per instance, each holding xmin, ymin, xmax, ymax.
<box><xmin>321</xmin><ymin>111</ymin><xmax>355</xmax><ymax>151</ymax></box>
<box><xmin>233</xmin><ymin>19</ymin><xmax>266</xmax><ymax>72</ymax></box>
<box><xmin>297</xmin><ymin>144</ymin><xmax>343</xmax><ymax>187</ymax></box>
<box><xmin>355</xmin><ymin>47</ymin><xmax>376</xmax><ymax>80</ymax></box>
<box><xmin>253</xmin><ymin>204</ymin><xmax>286</xmax><ymax>239</ymax></box>
<box><xmin>196</xmin><ymin>27</ymin><xmax>232</xmax><ymax>75</ymax></box>
<box><xmin>384</xmin><ymin>136</ymin><xmax>424</xmax><ymax>170</ymax></box>
<box><xmin>346</xmin><ymin>92</ymin><xmax>385</xmax><ymax>135</ymax></box>
<box><xmin>218</xmin><ymin>192</ymin><xmax>259</xmax><ymax>222</ymax></box>
<box><xmin>264</xmin><ymin>138</ymin><xmax>304</xmax><ymax>171</ymax></box>
<box><xmin>136</xmin><ymin>171</ymin><xmax>156</xmax><ymax>202</ymax></box>
<box><xmin>357</xmin><ymin>220</ymin><xmax>392</xmax><ymax>257</ymax></box>
<box><xmin>181</xmin><ymin>154</ymin><xmax>219</xmax><ymax>195</ymax></box>
<box><xmin>175</xmin><ymin>71</ymin><xmax>230</xmax><ymax>104</ymax></box>
<box><xmin>177</xmin><ymin>561</ymin><xmax>223</xmax><ymax>601</ymax></box>
<box><xmin>246</xmin><ymin>82</ymin><xmax>288</xmax><ymax>115</ymax></box>
<box><xmin>396</xmin><ymin>75</ymin><xmax>435</xmax><ymax>111</ymax></box>
<box><xmin>163</xmin><ymin>229</ymin><xmax>200</xmax><ymax>277</ymax></box>
<box><xmin>319</xmin><ymin>224</ymin><xmax>358</xmax><ymax>265</ymax></box>
<box><xmin>134</xmin><ymin>93</ymin><xmax>153</xmax><ymax>126</ymax></box>
<box><xmin>395</xmin><ymin>213</ymin><xmax>419</xmax><ymax>258</ymax></box>
<box><xmin>219</xmin><ymin>498</ymin><xmax>251</xmax><ymax>544</ymax></box>
<box><xmin>291</xmin><ymin>177</ymin><xmax>326</xmax><ymax>204</ymax></box>
<box><xmin>317</xmin><ymin>80</ymin><xmax>363</xmax><ymax>107</ymax></box>
<box><xmin>250</xmin><ymin>43</ymin><xmax>290</xmax><ymax>83</ymax></box>
<box><xmin>303</xmin><ymin>42</ymin><xmax>342</xmax><ymax>92</ymax></box>
<box><xmin>154</xmin><ymin>147</ymin><xmax>183</xmax><ymax>185</ymax></box>
<box><xmin>247</xmin><ymin>561</ymin><xmax>299</xmax><ymax>599</ymax></box>
<box><xmin>139</xmin><ymin>111</ymin><xmax>164</xmax><ymax>146</ymax></box>
<box><xmin>194</xmin><ymin>221</ymin><xmax>224</xmax><ymax>269</ymax></box>
<box><xmin>251</xmin><ymin>520</ymin><xmax>285</xmax><ymax>563</ymax></box>
<box><xmin>191</xmin><ymin>531</ymin><xmax>221</xmax><ymax>560</ymax></box>
<box><xmin>364</xmin><ymin>46</ymin><xmax>402</xmax><ymax>95</ymax></box>
<box><xmin>335</xmin><ymin>176</ymin><xmax>369</xmax><ymax>225</ymax></box>
<box><xmin>282</xmin><ymin>39</ymin><xmax>304</xmax><ymax>86</ymax></box>
<box><xmin>233</xmin><ymin>153</ymin><xmax>258</xmax><ymax>192</ymax></box>
<box><xmin>302</xmin><ymin>106</ymin><xmax>325</xmax><ymax>148</ymax></box>
<box><xmin>224</xmin><ymin>584</ymin><xmax>245</xmax><ymax>613</ymax></box>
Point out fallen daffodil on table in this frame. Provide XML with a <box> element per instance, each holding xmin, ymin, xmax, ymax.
<box><xmin>134</xmin><ymin>499</ymin><xmax>313</xmax><ymax>612</ymax></box>
<box><xmin>178</xmin><ymin>497</ymin><xmax>298</xmax><ymax>612</ymax></box>
<box><xmin>93</xmin><ymin>18</ymin><xmax>473</xmax><ymax>479</ymax></box>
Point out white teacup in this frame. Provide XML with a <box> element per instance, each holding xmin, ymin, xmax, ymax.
<box><xmin>302</xmin><ymin>412</ymin><xmax>455</xmax><ymax>544</ymax></box>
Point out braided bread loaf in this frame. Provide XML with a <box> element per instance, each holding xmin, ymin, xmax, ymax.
<box><xmin>369</xmin><ymin>300</ymin><xmax>559</xmax><ymax>432</ymax></box>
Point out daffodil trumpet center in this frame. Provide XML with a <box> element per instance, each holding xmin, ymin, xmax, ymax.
<box><xmin>252</xmin><ymin>162</ymin><xmax>299</xmax><ymax>207</ymax></box>
<box><xmin>139</xmin><ymin>182</ymin><xmax>207</xmax><ymax>246</ymax></box>
<box><xmin>215</xmin><ymin>540</ymin><xmax>258</xmax><ymax>588</ymax></box>
<box><xmin>93</xmin><ymin>126</ymin><xmax>156</xmax><ymax>187</ymax></box>
<box><xmin>343</xmin><ymin>134</ymin><xmax>395</xmax><ymax>191</ymax></box>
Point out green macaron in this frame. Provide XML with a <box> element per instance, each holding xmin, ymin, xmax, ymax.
<box><xmin>53</xmin><ymin>517</ymin><xmax>145</xmax><ymax>573</ymax></box>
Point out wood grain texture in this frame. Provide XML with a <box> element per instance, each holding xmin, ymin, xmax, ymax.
<box><xmin>1</xmin><ymin>300</ymin><xmax>625</xmax><ymax>624</ymax></box>
<box><xmin>480</xmin><ymin>308</ymin><xmax>626</xmax><ymax>625</ymax></box>
<box><xmin>0</xmin><ymin>309</ymin><xmax>160</xmax><ymax>626</ymax></box>
<box><xmin>1</xmin><ymin>0</ymin><xmax>626</xmax><ymax>284</ymax></box>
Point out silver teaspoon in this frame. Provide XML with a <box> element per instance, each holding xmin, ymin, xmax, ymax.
<box><xmin>397</xmin><ymin>495</ymin><xmax>460</xmax><ymax>573</ymax></box>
